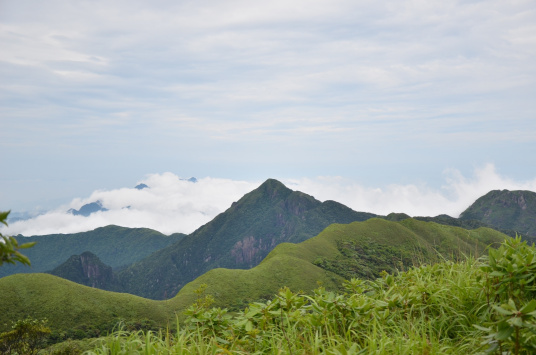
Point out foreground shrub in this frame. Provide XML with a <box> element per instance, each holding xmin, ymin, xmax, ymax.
<box><xmin>0</xmin><ymin>317</ymin><xmax>50</xmax><ymax>355</ymax></box>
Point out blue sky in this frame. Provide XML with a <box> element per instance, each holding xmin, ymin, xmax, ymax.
<box><xmin>1</xmin><ymin>0</ymin><xmax>536</xmax><ymax>234</ymax></box>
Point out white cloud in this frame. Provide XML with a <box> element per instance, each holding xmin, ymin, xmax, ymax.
<box><xmin>2</xmin><ymin>165</ymin><xmax>536</xmax><ymax>236</ymax></box>
<box><xmin>286</xmin><ymin>164</ymin><xmax>536</xmax><ymax>217</ymax></box>
<box><xmin>2</xmin><ymin>174</ymin><xmax>260</xmax><ymax>236</ymax></box>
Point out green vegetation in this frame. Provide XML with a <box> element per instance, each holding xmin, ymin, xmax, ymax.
<box><xmin>0</xmin><ymin>225</ymin><xmax>184</xmax><ymax>278</ymax></box>
<box><xmin>175</xmin><ymin>218</ymin><xmax>505</xmax><ymax>312</ymax></box>
<box><xmin>0</xmin><ymin>318</ymin><xmax>50</xmax><ymax>355</ymax></box>
<box><xmin>0</xmin><ymin>273</ymin><xmax>177</xmax><ymax>336</ymax></box>
<box><xmin>0</xmin><ymin>218</ymin><xmax>506</xmax><ymax>338</ymax></box>
<box><xmin>0</xmin><ymin>211</ymin><xmax>35</xmax><ymax>267</ymax></box>
<box><xmin>0</xmin><ymin>320</ymin><xmax>47</xmax><ymax>354</ymax></box>
<box><xmin>84</xmin><ymin>237</ymin><xmax>536</xmax><ymax>355</ymax></box>
<box><xmin>412</xmin><ymin>214</ymin><xmax>519</xmax><ymax>238</ymax></box>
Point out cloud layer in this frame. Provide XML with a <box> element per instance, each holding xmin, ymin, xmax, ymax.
<box><xmin>3</xmin><ymin>164</ymin><xmax>536</xmax><ymax>237</ymax></box>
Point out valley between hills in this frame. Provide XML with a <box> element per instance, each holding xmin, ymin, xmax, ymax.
<box><xmin>1</xmin><ymin>179</ymin><xmax>536</xmax><ymax>353</ymax></box>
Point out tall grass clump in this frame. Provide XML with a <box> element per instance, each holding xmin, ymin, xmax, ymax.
<box><xmin>84</xmin><ymin>237</ymin><xmax>536</xmax><ymax>354</ymax></box>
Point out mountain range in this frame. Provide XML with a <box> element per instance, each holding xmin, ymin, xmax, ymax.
<box><xmin>0</xmin><ymin>226</ymin><xmax>184</xmax><ymax>278</ymax></box>
<box><xmin>0</xmin><ymin>179</ymin><xmax>535</xmax><ymax>336</ymax></box>
<box><xmin>2</xmin><ymin>181</ymin><xmax>536</xmax><ymax>300</ymax></box>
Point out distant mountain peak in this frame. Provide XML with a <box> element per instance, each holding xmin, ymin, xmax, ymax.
<box><xmin>460</xmin><ymin>189</ymin><xmax>536</xmax><ymax>237</ymax></box>
<box><xmin>118</xmin><ymin>177</ymin><xmax>377</xmax><ymax>299</ymax></box>
<box><xmin>48</xmin><ymin>251</ymin><xmax>120</xmax><ymax>290</ymax></box>
<box><xmin>258</xmin><ymin>178</ymin><xmax>291</xmax><ymax>194</ymax></box>
<box><xmin>68</xmin><ymin>201</ymin><xmax>108</xmax><ymax>217</ymax></box>
<box><xmin>178</xmin><ymin>177</ymin><xmax>198</xmax><ymax>183</ymax></box>
<box><xmin>135</xmin><ymin>183</ymin><xmax>149</xmax><ymax>190</ymax></box>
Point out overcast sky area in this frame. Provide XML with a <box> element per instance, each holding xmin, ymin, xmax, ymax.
<box><xmin>1</xmin><ymin>0</ymin><xmax>535</xmax><ymax>236</ymax></box>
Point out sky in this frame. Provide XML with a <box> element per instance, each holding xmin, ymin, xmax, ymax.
<box><xmin>1</xmin><ymin>0</ymin><xmax>535</xmax><ymax>236</ymax></box>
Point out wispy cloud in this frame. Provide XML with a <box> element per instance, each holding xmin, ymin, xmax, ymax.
<box><xmin>3</xmin><ymin>164</ymin><xmax>536</xmax><ymax>236</ymax></box>
<box><xmin>2</xmin><ymin>174</ymin><xmax>260</xmax><ymax>236</ymax></box>
<box><xmin>288</xmin><ymin>164</ymin><xmax>536</xmax><ymax>217</ymax></box>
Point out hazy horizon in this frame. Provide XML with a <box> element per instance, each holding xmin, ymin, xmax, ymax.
<box><xmin>2</xmin><ymin>163</ymin><xmax>536</xmax><ymax>236</ymax></box>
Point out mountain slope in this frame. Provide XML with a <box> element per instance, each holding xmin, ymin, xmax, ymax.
<box><xmin>459</xmin><ymin>189</ymin><xmax>536</xmax><ymax>238</ymax></box>
<box><xmin>174</xmin><ymin>218</ymin><xmax>506</xmax><ymax>310</ymax></box>
<box><xmin>0</xmin><ymin>218</ymin><xmax>508</xmax><ymax>335</ymax></box>
<box><xmin>48</xmin><ymin>251</ymin><xmax>122</xmax><ymax>291</ymax></box>
<box><xmin>119</xmin><ymin>179</ymin><xmax>377</xmax><ymax>299</ymax></box>
<box><xmin>0</xmin><ymin>273</ymin><xmax>176</xmax><ymax>335</ymax></box>
<box><xmin>0</xmin><ymin>225</ymin><xmax>185</xmax><ymax>278</ymax></box>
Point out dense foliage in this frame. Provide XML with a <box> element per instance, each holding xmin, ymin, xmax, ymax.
<box><xmin>83</xmin><ymin>236</ymin><xmax>536</xmax><ymax>355</ymax></box>
<box><xmin>0</xmin><ymin>318</ymin><xmax>50</xmax><ymax>355</ymax></box>
<box><xmin>0</xmin><ymin>211</ymin><xmax>35</xmax><ymax>267</ymax></box>
<box><xmin>49</xmin><ymin>251</ymin><xmax>121</xmax><ymax>291</ymax></box>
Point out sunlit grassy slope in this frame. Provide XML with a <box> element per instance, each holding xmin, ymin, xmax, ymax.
<box><xmin>0</xmin><ymin>218</ymin><xmax>507</xmax><ymax>333</ymax></box>
<box><xmin>0</xmin><ymin>273</ymin><xmax>176</xmax><ymax>333</ymax></box>
<box><xmin>172</xmin><ymin>218</ymin><xmax>505</xmax><ymax>310</ymax></box>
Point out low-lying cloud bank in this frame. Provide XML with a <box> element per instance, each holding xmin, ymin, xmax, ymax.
<box><xmin>3</xmin><ymin>164</ymin><xmax>536</xmax><ymax>237</ymax></box>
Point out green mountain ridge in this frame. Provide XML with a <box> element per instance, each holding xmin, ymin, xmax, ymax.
<box><xmin>117</xmin><ymin>179</ymin><xmax>377</xmax><ymax>299</ymax></box>
<box><xmin>0</xmin><ymin>225</ymin><xmax>185</xmax><ymax>279</ymax></box>
<box><xmin>2</xmin><ymin>183</ymin><xmax>534</xmax><ymax>304</ymax></box>
<box><xmin>0</xmin><ymin>218</ymin><xmax>507</xmax><ymax>335</ymax></box>
<box><xmin>177</xmin><ymin>218</ymin><xmax>506</xmax><ymax>310</ymax></box>
<box><xmin>459</xmin><ymin>189</ymin><xmax>536</xmax><ymax>238</ymax></box>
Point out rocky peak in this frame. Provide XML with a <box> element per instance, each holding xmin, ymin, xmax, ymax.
<box><xmin>48</xmin><ymin>251</ymin><xmax>121</xmax><ymax>291</ymax></box>
<box><xmin>460</xmin><ymin>189</ymin><xmax>536</xmax><ymax>237</ymax></box>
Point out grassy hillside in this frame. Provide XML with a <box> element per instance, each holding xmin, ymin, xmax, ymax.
<box><xmin>0</xmin><ymin>273</ymin><xmax>176</xmax><ymax>335</ymax></box>
<box><xmin>0</xmin><ymin>225</ymin><xmax>184</xmax><ymax>278</ymax></box>
<box><xmin>173</xmin><ymin>218</ymin><xmax>506</xmax><ymax>311</ymax></box>
<box><xmin>0</xmin><ymin>218</ymin><xmax>508</xmax><ymax>336</ymax></box>
<box><xmin>118</xmin><ymin>179</ymin><xmax>377</xmax><ymax>300</ymax></box>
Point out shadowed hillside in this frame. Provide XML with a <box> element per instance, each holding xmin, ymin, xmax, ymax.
<box><xmin>48</xmin><ymin>251</ymin><xmax>122</xmax><ymax>291</ymax></box>
<box><xmin>0</xmin><ymin>225</ymin><xmax>185</xmax><ymax>278</ymax></box>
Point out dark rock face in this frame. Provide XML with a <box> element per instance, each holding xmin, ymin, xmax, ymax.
<box><xmin>49</xmin><ymin>251</ymin><xmax>122</xmax><ymax>291</ymax></box>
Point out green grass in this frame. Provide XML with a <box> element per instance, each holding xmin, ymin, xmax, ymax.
<box><xmin>0</xmin><ymin>218</ymin><xmax>507</xmax><ymax>338</ymax></box>
<box><xmin>170</xmin><ymin>218</ymin><xmax>505</xmax><ymax>313</ymax></box>
<box><xmin>82</xmin><ymin>237</ymin><xmax>536</xmax><ymax>354</ymax></box>
<box><xmin>0</xmin><ymin>273</ymin><xmax>177</xmax><ymax>335</ymax></box>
